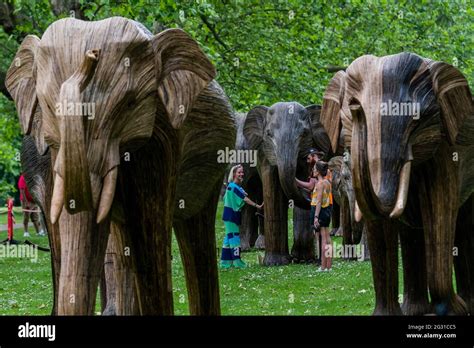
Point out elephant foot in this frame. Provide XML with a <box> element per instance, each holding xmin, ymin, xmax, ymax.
<box><xmin>432</xmin><ymin>294</ymin><xmax>468</xmax><ymax>316</ymax></box>
<box><xmin>330</xmin><ymin>227</ymin><xmax>339</xmax><ymax>237</ymax></box>
<box><xmin>102</xmin><ymin>303</ymin><xmax>117</xmax><ymax>316</ymax></box>
<box><xmin>458</xmin><ymin>296</ymin><xmax>474</xmax><ymax>315</ymax></box>
<box><xmin>240</xmin><ymin>241</ymin><xmax>251</xmax><ymax>252</ymax></box>
<box><xmin>263</xmin><ymin>252</ymin><xmax>291</xmax><ymax>266</ymax></box>
<box><xmin>254</xmin><ymin>235</ymin><xmax>265</xmax><ymax>250</ymax></box>
<box><xmin>372</xmin><ymin>303</ymin><xmax>402</xmax><ymax>316</ymax></box>
<box><xmin>401</xmin><ymin>298</ymin><xmax>432</xmax><ymax>316</ymax></box>
<box><xmin>291</xmin><ymin>255</ymin><xmax>316</xmax><ymax>264</ymax></box>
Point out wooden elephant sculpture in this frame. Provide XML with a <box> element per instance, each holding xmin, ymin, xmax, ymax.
<box><xmin>7</xmin><ymin>17</ymin><xmax>235</xmax><ymax>315</ymax></box>
<box><xmin>320</xmin><ymin>53</ymin><xmax>474</xmax><ymax>315</ymax></box>
<box><xmin>243</xmin><ymin>102</ymin><xmax>332</xmax><ymax>265</ymax></box>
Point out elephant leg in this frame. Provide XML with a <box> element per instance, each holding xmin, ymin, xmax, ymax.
<box><xmin>454</xmin><ymin>193</ymin><xmax>474</xmax><ymax>314</ymax></box>
<box><xmin>42</xmin><ymin>160</ymin><xmax>61</xmax><ymax>315</ymax></box>
<box><xmin>240</xmin><ymin>205</ymin><xmax>257</xmax><ymax>251</ymax></box>
<box><xmin>360</xmin><ymin>225</ymin><xmax>370</xmax><ymax>261</ymax></box>
<box><xmin>118</xmin><ymin>126</ymin><xmax>178</xmax><ymax>315</ymax></box>
<box><xmin>254</xmin><ymin>218</ymin><xmax>265</xmax><ymax>250</ymax></box>
<box><xmin>417</xmin><ymin>147</ymin><xmax>467</xmax><ymax>315</ymax></box>
<box><xmin>290</xmin><ymin>206</ymin><xmax>315</xmax><ymax>263</ymax></box>
<box><xmin>119</xmin><ymin>177</ymin><xmax>174</xmax><ymax>315</ymax></box>
<box><xmin>331</xmin><ymin>202</ymin><xmax>341</xmax><ymax>236</ymax></box>
<box><xmin>366</xmin><ymin>219</ymin><xmax>401</xmax><ymax>315</ymax></box>
<box><xmin>173</xmin><ymin>179</ymin><xmax>221</xmax><ymax>315</ymax></box>
<box><xmin>102</xmin><ymin>220</ymin><xmax>139</xmax><ymax>315</ymax></box>
<box><xmin>341</xmin><ymin>196</ymin><xmax>354</xmax><ymax>259</ymax></box>
<box><xmin>101</xmin><ymin>239</ymin><xmax>116</xmax><ymax>315</ymax></box>
<box><xmin>44</xmin><ymin>213</ymin><xmax>61</xmax><ymax>315</ymax></box>
<box><xmin>399</xmin><ymin>223</ymin><xmax>431</xmax><ymax>315</ymax></box>
<box><xmin>261</xmin><ymin>165</ymin><xmax>290</xmax><ymax>266</ymax></box>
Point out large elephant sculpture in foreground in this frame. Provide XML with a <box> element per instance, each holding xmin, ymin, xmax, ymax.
<box><xmin>243</xmin><ymin>102</ymin><xmax>332</xmax><ymax>265</ymax></box>
<box><xmin>7</xmin><ymin>17</ymin><xmax>235</xmax><ymax>315</ymax></box>
<box><xmin>321</xmin><ymin>52</ymin><xmax>474</xmax><ymax>315</ymax></box>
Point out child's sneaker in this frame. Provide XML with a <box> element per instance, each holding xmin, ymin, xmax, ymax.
<box><xmin>317</xmin><ymin>267</ymin><xmax>324</xmax><ymax>272</ymax></box>
<box><xmin>38</xmin><ymin>230</ymin><xmax>46</xmax><ymax>236</ymax></box>
<box><xmin>23</xmin><ymin>232</ymin><xmax>30</xmax><ymax>237</ymax></box>
<box><xmin>233</xmin><ymin>259</ymin><xmax>246</xmax><ymax>269</ymax></box>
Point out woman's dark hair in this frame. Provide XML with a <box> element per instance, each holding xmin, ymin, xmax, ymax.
<box><xmin>315</xmin><ymin>161</ymin><xmax>328</xmax><ymax>177</ymax></box>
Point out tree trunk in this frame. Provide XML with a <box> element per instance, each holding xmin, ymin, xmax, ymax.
<box><xmin>261</xmin><ymin>164</ymin><xmax>290</xmax><ymax>266</ymax></box>
<box><xmin>290</xmin><ymin>206</ymin><xmax>315</xmax><ymax>263</ymax></box>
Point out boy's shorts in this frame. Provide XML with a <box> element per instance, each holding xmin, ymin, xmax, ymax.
<box><xmin>318</xmin><ymin>206</ymin><xmax>332</xmax><ymax>228</ymax></box>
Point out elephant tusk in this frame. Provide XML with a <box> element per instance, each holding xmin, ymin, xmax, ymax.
<box><xmin>50</xmin><ymin>173</ymin><xmax>64</xmax><ymax>224</ymax></box>
<box><xmin>389</xmin><ymin>161</ymin><xmax>411</xmax><ymax>219</ymax></box>
<box><xmin>96</xmin><ymin>166</ymin><xmax>118</xmax><ymax>224</ymax></box>
<box><xmin>354</xmin><ymin>200</ymin><xmax>363</xmax><ymax>223</ymax></box>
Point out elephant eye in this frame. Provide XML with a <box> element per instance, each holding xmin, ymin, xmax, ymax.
<box><xmin>265</xmin><ymin>129</ymin><xmax>273</xmax><ymax>137</ymax></box>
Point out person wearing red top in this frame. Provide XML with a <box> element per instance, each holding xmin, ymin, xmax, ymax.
<box><xmin>18</xmin><ymin>174</ymin><xmax>44</xmax><ymax>237</ymax></box>
<box><xmin>6</xmin><ymin>197</ymin><xmax>15</xmax><ymax>241</ymax></box>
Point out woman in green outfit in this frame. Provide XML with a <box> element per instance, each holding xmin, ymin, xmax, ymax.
<box><xmin>221</xmin><ymin>164</ymin><xmax>263</xmax><ymax>269</ymax></box>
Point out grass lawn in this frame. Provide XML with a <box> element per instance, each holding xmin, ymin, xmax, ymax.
<box><xmin>0</xmin><ymin>202</ymin><xmax>397</xmax><ymax>315</ymax></box>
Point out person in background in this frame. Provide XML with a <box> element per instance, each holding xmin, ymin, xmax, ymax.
<box><xmin>18</xmin><ymin>173</ymin><xmax>45</xmax><ymax>237</ymax></box>
<box><xmin>300</xmin><ymin>148</ymin><xmax>334</xmax><ymax>263</ymax></box>
<box><xmin>221</xmin><ymin>164</ymin><xmax>263</xmax><ymax>269</ymax></box>
<box><xmin>312</xmin><ymin>161</ymin><xmax>333</xmax><ymax>271</ymax></box>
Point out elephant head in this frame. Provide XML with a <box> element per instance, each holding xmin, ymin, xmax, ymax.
<box><xmin>6</xmin><ymin>17</ymin><xmax>215</xmax><ymax>224</ymax></box>
<box><xmin>320</xmin><ymin>52</ymin><xmax>474</xmax><ymax>221</ymax></box>
<box><xmin>328</xmin><ymin>154</ymin><xmax>363</xmax><ymax>244</ymax></box>
<box><xmin>243</xmin><ymin>102</ymin><xmax>331</xmax><ymax>208</ymax></box>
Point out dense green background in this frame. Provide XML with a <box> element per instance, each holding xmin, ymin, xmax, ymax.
<box><xmin>1</xmin><ymin>0</ymin><xmax>473</xmax><ymax>199</ymax></box>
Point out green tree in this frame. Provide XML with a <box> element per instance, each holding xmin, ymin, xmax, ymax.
<box><xmin>0</xmin><ymin>0</ymin><xmax>472</xmax><ymax>200</ymax></box>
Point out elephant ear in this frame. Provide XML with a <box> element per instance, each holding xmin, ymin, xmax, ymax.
<box><xmin>5</xmin><ymin>35</ymin><xmax>40</xmax><ymax>135</ymax></box>
<box><xmin>427</xmin><ymin>60</ymin><xmax>474</xmax><ymax>145</ymax></box>
<box><xmin>306</xmin><ymin>104</ymin><xmax>332</xmax><ymax>156</ymax></box>
<box><xmin>243</xmin><ymin>106</ymin><xmax>267</xmax><ymax>150</ymax></box>
<box><xmin>320</xmin><ymin>70</ymin><xmax>346</xmax><ymax>153</ymax></box>
<box><xmin>152</xmin><ymin>29</ymin><xmax>216</xmax><ymax>129</ymax></box>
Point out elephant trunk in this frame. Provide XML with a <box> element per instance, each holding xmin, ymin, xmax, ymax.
<box><xmin>350</xmin><ymin>102</ymin><xmax>412</xmax><ymax>220</ymax></box>
<box><xmin>51</xmin><ymin>50</ymin><xmax>99</xmax><ymax>223</ymax></box>
<box><xmin>277</xmin><ymin>148</ymin><xmax>310</xmax><ymax>209</ymax></box>
<box><xmin>345</xmin><ymin>187</ymin><xmax>364</xmax><ymax>244</ymax></box>
<box><xmin>350</xmin><ymin>102</ymin><xmax>381</xmax><ymax>221</ymax></box>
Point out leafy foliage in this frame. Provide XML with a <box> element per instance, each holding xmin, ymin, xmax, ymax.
<box><xmin>0</xmin><ymin>0</ymin><xmax>472</xmax><ymax>198</ymax></box>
